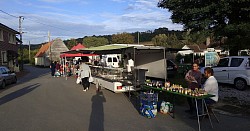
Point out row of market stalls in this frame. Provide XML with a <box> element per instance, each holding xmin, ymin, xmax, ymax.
<box><xmin>61</xmin><ymin>44</ymin><xmax>189</xmax><ymax>93</ymax></box>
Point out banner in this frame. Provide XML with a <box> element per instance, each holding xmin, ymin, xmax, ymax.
<box><xmin>205</xmin><ymin>52</ymin><xmax>220</xmax><ymax>67</ymax></box>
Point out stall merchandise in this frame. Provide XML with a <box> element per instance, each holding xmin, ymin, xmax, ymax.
<box><xmin>142</xmin><ymin>85</ymin><xmax>215</xmax><ymax>131</ymax></box>
<box><xmin>139</xmin><ymin>92</ymin><xmax>158</xmax><ymax>118</ymax></box>
<box><xmin>90</xmin><ymin>66</ymin><xmax>136</xmax><ymax>93</ymax></box>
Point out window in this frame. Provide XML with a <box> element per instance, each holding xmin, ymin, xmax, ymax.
<box><xmin>230</xmin><ymin>58</ymin><xmax>244</xmax><ymax>67</ymax></box>
<box><xmin>0</xmin><ymin>29</ymin><xmax>3</xmax><ymax>41</ymax></box>
<box><xmin>113</xmin><ymin>57</ymin><xmax>118</xmax><ymax>62</ymax></box>
<box><xmin>1</xmin><ymin>51</ymin><xmax>7</xmax><ymax>64</ymax></box>
<box><xmin>248</xmin><ymin>58</ymin><xmax>250</xmax><ymax>67</ymax></box>
<box><xmin>107</xmin><ymin>57</ymin><xmax>112</xmax><ymax>62</ymax></box>
<box><xmin>216</xmin><ymin>58</ymin><xmax>229</xmax><ymax>67</ymax></box>
<box><xmin>9</xmin><ymin>33</ymin><xmax>15</xmax><ymax>44</ymax></box>
<box><xmin>0</xmin><ymin>68</ymin><xmax>7</xmax><ymax>74</ymax></box>
<box><xmin>8</xmin><ymin>33</ymin><xmax>16</xmax><ymax>44</ymax></box>
<box><xmin>0</xmin><ymin>68</ymin><xmax>3</xmax><ymax>74</ymax></box>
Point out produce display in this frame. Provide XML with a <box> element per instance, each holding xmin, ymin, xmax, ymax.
<box><xmin>145</xmin><ymin>80</ymin><xmax>208</xmax><ymax>97</ymax></box>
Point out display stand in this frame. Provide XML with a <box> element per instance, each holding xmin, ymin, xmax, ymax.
<box><xmin>142</xmin><ymin>86</ymin><xmax>214</xmax><ymax>131</ymax></box>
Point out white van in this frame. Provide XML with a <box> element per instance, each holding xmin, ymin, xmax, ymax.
<box><xmin>102</xmin><ymin>54</ymin><xmax>120</xmax><ymax>68</ymax></box>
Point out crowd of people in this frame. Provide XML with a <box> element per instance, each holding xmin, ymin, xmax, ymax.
<box><xmin>50</xmin><ymin>61</ymin><xmax>74</xmax><ymax>77</ymax></box>
<box><xmin>50</xmin><ymin>56</ymin><xmax>92</xmax><ymax>92</ymax></box>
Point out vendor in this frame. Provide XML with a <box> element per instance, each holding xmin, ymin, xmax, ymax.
<box><xmin>126</xmin><ymin>53</ymin><xmax>134</xmax><ymax>72</ymax></box>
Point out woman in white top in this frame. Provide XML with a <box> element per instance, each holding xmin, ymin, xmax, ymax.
<box><xmin>79</xmin><ymin>57</ymin><xmax>91</xmax><ymax>91</ymax></box>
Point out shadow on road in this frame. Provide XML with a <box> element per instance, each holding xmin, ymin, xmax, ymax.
<box><xmin>89</xmin><ymin>91</ymin><xmax>106</xmax><ymax>131</ymax></box>
<box><xmin>0</xmin><ymin>83</ymin><xmax>40</xmax><ymax>106</ymax></box>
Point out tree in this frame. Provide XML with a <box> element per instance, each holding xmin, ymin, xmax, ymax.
<box><xmin>158</xmin><ymin>0</ymin><xmax>250</xmax><ymax>53</ymax></box>
<box><xmin>66</xmin><ymin>38</ymin><xmax>77</xmax><ymax>49</ymax></box>
<box><xmin>152</xmin><ymin>33</ymin><xmax>183</xmax><ymax>48</ymax></box>
<box><xmin>18</xmin><ymin>48</ymin><xmax>39</xmax><ymax>65</ymax></box>
<box><xmin>152</xmin><ymin>34</ymin><xmax>168</xmax><ymax>47</ymax></box>
<box><xmin>82</xmin><ymin>36</ymin><xmax>109</xmax><ymax>47</ymax></box>
<box><xmin>111</xmin><ymin>32</ymin><xmax>134</xmax><ymax>44</ymax></box>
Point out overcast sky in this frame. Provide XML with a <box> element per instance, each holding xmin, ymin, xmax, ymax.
<box><xmin>0</xmin><ymin>0</ymin><xmax>183</xmax><ymax>45</ymax></box>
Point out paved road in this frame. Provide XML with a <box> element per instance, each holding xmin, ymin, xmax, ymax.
<box><xmin>0</xmin><ymin>65</ymin><xmax>249</xmax><ymax>131</ymax></box>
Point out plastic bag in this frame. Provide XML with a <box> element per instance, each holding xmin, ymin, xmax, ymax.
<box><xmin>89</xmin><ymin>76</ymin><xmax>94</xmax><ymax>82</ymax></box>
<box><xmin>76</xmin><ymin>77</ymin><xmax>81</xmax><ymax>84</ymax></box>
<box><xmin>160</xmin><ymin>101</ymin><xmax>173</xmax><ymax>114</ymax></box>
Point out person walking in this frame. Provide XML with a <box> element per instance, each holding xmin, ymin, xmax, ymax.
<box><xmin>184</xmin><ymin>62</ymin><xmax>202</xmax><ymax>114</ymax></box>
<box><xmin>79</xmin><ymin>57</ymin><xmax>91</xmax><ymax>92</ymax></box>
<box><xmin>50</xmin><ymin>61</ymin><xmax>56</xmax><ymax>77</ymax></box>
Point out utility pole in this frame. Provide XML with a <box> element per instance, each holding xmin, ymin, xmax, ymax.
<box><xmin>19</xmin><ymin>16</ymin><xmax>24</xmax><ymax>71</ymax></box>
<box><xmin>137</xmin><ymin>31</ymin><xmax>140</xmax><ymax>44</ymax></box>
<box><xmin>29</xmin><ymin>41</ymin><xmax>30</xmax><ymax>63</ymax></box>
<box><xmin>48</xmin><ymin>31</ymin><xmax>52</xmax><ymax>62</ymax></box>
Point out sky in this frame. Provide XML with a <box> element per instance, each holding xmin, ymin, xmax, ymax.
<box><xmin>0</xmin><ymin>0</ymin><xmax>183</xmax><ymax>45</ymax></box>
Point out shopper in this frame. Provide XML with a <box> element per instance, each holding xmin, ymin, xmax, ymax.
<box><xmin>50</xmin><ymin>61</ymin><xmax>56</xmax><ymax>76</ymax></box>
<box><xmin>185</xmin><ymin>62</ymin><xmax>202</xmax><ymax>114</ymax></box>
<box><xmin>79</xmin><ymin>57</ymin><xmax>91</xmax><ymax>92</ymax></box>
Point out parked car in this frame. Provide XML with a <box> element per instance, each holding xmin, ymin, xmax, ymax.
<box><xmin>167</xmin><ymin>60</ymin><xmax>178</xmax><ymax>77</ymax></box>
<box><xmin>212</xmin><ymin>56</ymin><xmax>250</xmax><ymax>90</ymax></box>
<box><xmin>0</xmin><ymin>66</ymin><xmax>17</xmax><ymax>89</ymax></box>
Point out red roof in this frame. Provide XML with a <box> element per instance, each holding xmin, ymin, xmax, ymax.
<box><xmin>34</xmin><ymin>42</ymin><xmax>51</xmax><ymax>57</ymax></box>
<box><xmin>60</xmin><ymin>43</ymin><xmax>95</xmax><ymax>58</ymax></box>
<box><xmin>70</xmin><ymin>43</ymin><xmax>85</xmax><ymax>50</ymax></box>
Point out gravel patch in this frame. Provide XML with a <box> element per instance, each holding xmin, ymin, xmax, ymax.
<box><xmin>219</xmin><ymin>85</ymin><xmax>250</xmax><ymax>105</ymax></box>
<box><xmin>216</xmin><ymin>84</ymin><xmax>250</xmax><ymax>116</ymax></box>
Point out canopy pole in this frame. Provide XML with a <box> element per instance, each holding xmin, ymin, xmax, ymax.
<box><xmin>131</xmin><ymin>47</ymin><xmax>136</xmax><ymax>100</ymax></box>
<box><xmin>164</xmin><ymin>48</ymin><xmax>167</xmax><ymax>83</ymax></box>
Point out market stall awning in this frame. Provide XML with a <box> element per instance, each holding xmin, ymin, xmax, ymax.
<box><xmin>60</xmin><ymin>43</ymin><xmax>96</xmax><ymax>58</ymax></box>
<box><xmin>61</xmin><ymin>45</ymin><xmax>192</xmax><ymax>55</ymax></box>
<box><xmin>59</xmin><ymin>53</ymin><xmax>96</xmax><ymax>58</ymax></box>
<box><xmin>71</xmin><ymin>45</ymin><xmax>131</xmax><ymax>55</ymax></box>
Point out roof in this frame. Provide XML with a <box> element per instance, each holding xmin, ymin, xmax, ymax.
<box><xmin>198</xmin><ymin>44</ymin><xmax>207</xmax><ymax>50</ymax></box>
<box><xmin>60</xmin><ymin>53</ymin><xmax>96</xmax><ymax>58</ymax></box>
<box><xmin>82</xmin><ymin>45</ymin><xmax>130</xmax><ymax>54</ymax></box>
<box><xmin>62</xmin><ymin>45</ymin><xmax>191</xmax><ymax>55</ymax></box>
<box><xmin>0</xmin><ymin>23</ymin><xmax>19</xmax><ymax>34</ymax></box>
<box><xmin>70</xmin><ymin>43</ymin><xmax>85</xmax><ymax>50</ymax></box>
<box><xmin>34</xmin><ymin>42</ymin><xmax>51</xmax><ymax>57</ymax></box>
<box><xmin>187</xmin><ymin>44</ymin><xmax>203</xmax><ymax>52</ymax></box>
<box><xmin>85</xmin><ymin>45</ymin><xmax>129</xmax><ymax>51</ymax></box>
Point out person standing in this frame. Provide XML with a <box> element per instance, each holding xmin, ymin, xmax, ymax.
<box><xmin>185</xmin><ymin>62</ymin><xmax>202</xmax><ymax>114</ymax></box>
<box><xmin>50</xmin><ymin>61</ymin><xmax>56</xmax><ymax>77</ymax></box>
<box><xmin>79</xmin><ymin>57</ymin><xmax>91</xmax><ymax>92</ymax></box>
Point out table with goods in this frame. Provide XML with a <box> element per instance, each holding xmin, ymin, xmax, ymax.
<box><xmin>142</xmin><ymin>80</ymin><xmax>215</xmax><ymax>131</ymax></box>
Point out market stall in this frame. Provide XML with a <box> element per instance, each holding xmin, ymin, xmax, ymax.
<box><xmin>67</xmin><ymin>45</ymin><xmax>168</xmax><ymax>93</ymax></box>
<box><xmin>62</xmin><ymin>44</ymin><xmax>189</xmax><ymax>93</ymax></box>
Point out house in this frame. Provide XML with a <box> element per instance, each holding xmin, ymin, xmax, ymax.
<box><xmin>0</xmin><ymin>23</ymin><xmax>20</xmax><ymax>72</ymax></box>
<box><xmin>34</xmin><ymin>38</ymin><xmax>69</xmax><ymax>67</ymax></box>
<box><xmin>178</xmin><ymin>44</ymin><xmax>206</xmax><ymax>56</ymax></box>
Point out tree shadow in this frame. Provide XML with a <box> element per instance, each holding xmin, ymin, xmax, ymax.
<box><xmin>0</xmin><ymin>83</ymin><xmax>40</xmax><ymax>106</ymax></box>
<box><xmin>89</xmin><ymin>91</ymin><xmax>106</xmax><ymax>131</ymax></box>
